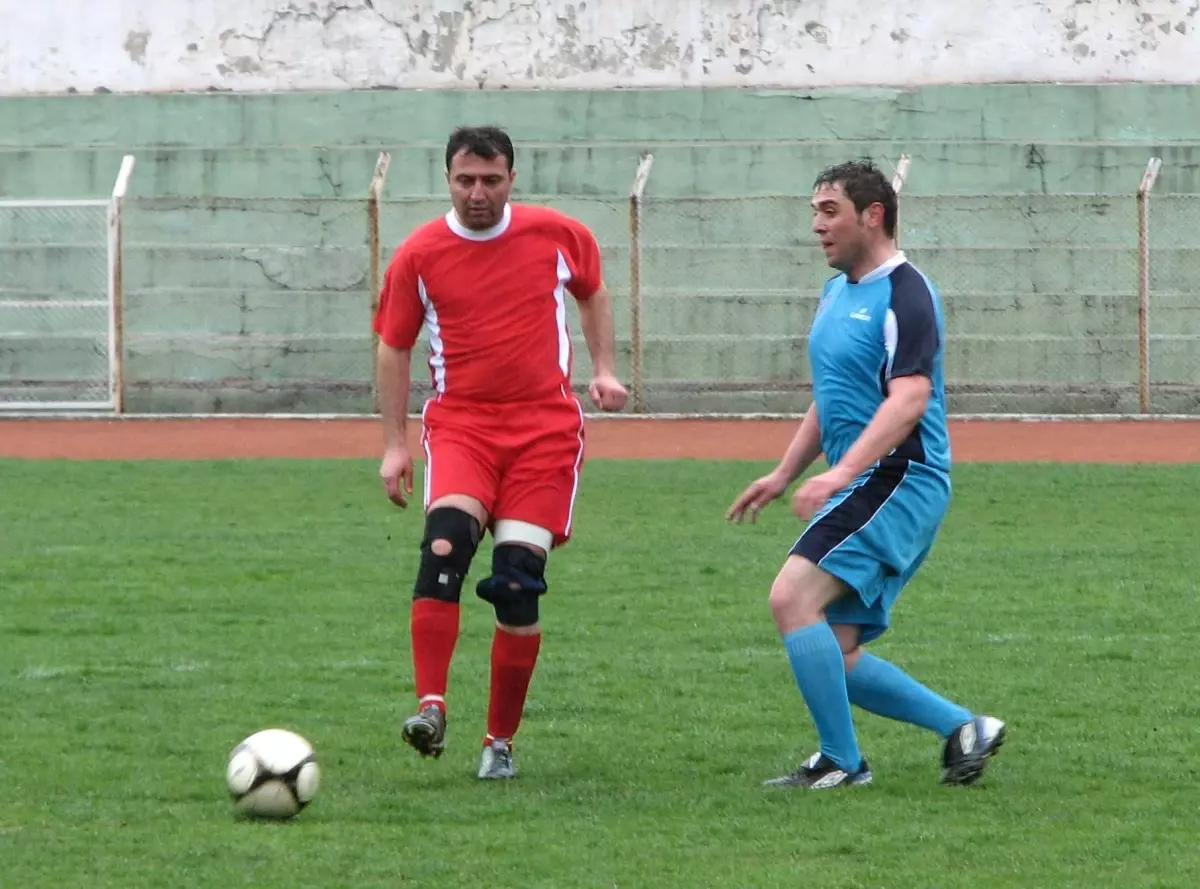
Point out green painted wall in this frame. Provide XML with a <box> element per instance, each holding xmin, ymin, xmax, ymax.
<box><xmin>2</xmin><ymin>85</ymin><xmax>1198</xmax><ymax>414</ymax></box>
<box><xmin>4</xmin><ymin>85</ymin><xmax>1200</xmax><ymax>198</ymax></box>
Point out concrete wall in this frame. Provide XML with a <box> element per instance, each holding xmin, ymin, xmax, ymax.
<box><xmin>2</xmin><ymin>82</ymin><xmax>1199</xmax><ymax>413</ymax></box>
<box><xmin>5</xmin><ymin>0</ymin><xmax>1199</xmax><ymax>95</ymax></box>
<box><xmin>5</xmin><ymin>86</ymin><xmax>1200</xmax><ymax>199</ymax></box>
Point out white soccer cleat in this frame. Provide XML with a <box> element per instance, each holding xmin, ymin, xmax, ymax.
<box><xmin>477</xmin><ymin>738</ymin><xmax>516</xmax><ymax>780</ymax></box>
<box><xmin>763</xmin><ymin>751</ymin><xmax>873</xmax><ymax>789</ymax></box>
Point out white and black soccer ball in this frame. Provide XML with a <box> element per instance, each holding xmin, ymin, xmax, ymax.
<box><xmin>226</xmin><ymin>728</ymin><xmax>320</xmax><ymax>820</ymax></box>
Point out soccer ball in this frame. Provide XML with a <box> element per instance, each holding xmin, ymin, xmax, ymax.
<box><xmin>225</xmin><ymin>728</ymin><xmax>320</xmax><ymax>819</ymax></box>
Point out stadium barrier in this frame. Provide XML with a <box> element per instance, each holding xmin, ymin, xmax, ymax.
<box><xmin>3</xmin><ymin>152</ymin><xmax>1195</xmax><ymax>418</ymax></box>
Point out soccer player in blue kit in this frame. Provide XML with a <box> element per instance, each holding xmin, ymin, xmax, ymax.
<box><xmin>727</xmin><ymin>160</ymin><xmax>1006</xmax><ymax>789</ymax></box>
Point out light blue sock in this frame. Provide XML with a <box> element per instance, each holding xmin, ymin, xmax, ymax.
<box><xmin>845</xmin><ymin>652</ymin><xmax>973</xmax><ymax>738</ymax></box>
<box><xmin>782</xmin><ymin>623</ymin><xmax>863</xmax><ymax>772</ymax></box>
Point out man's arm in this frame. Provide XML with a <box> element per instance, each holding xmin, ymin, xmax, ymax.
<box><xmin>376</xmin><ymin>343</ymin><xmax>412</xmax><ymax>450</ymax></box>
<box><xmin>562</xmin><ymin>214</ymin><xmax>626</xmax><ymax>411</ymax></box>
<box><xmin>791</xmin><ymin>376</ymin><xmax>930</xmax><ymax>521</ymax></box>
<box><xmin>727</xmin><ymin>402</ymin><xmax>822</xmax><ymax>523</ymax></box>
<box><xmin>773</xmin><ymin>279</ymin><xmax>836</xmax><ymax>483</ymax></box>
<box><xmin>830</xmin><ymin>374</ymin><xmax>930</xmax><ymax>479</ymax></box>
<box><xmin>372</xmin><ymin>244</ymin><xmax>423</xmax><ymax>507</ymax></box>
<box><xmin>372</xmin><ymin>243</ymin><xmax>423</xmax><ymax>449</ymax></box>
<box><xmin>576</xmin><ymin>281</ymin><xmax>618</xmax><ymax>377</ymax></box>
<box><xmin>774</xmin><ymin>402</ymin><xmax>823</xmax><ymax>484</ymax></box>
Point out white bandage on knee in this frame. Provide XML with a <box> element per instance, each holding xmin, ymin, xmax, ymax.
<box><xmin>492</xmin><ymin>519</ymin><xmax>554</xmax><ymax>552</ymax></box>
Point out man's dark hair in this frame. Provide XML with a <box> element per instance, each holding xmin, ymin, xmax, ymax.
<box><xmin>813</xmin><ymin>159</ymin><xmax>898</xmax><ymax>238</ymax></box>
<box><xmin>445</xmin><ymin>125</ymin><xmax>515</xmax><ymax>172</ymax></box>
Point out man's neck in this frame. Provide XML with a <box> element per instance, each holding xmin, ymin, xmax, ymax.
<box><xmin>848</xmin><ymin>242</ymin><xmax>900</xmax><ymax>283</ymax></box>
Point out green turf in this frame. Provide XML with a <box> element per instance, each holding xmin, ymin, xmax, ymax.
<box><xmin>1</xmin><ymin>457</ymin><xmax>1198</xmax><ymax>888</ymax></box>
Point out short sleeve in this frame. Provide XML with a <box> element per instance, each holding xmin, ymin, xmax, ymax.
<box><xmin>372</xmin><ymin>244</ymin><xmax>425</xmax><ymax>350</ymax></box>
<box><xmin>885</xmin><ymin>267</ymin><xmax>939</xmax><ymax>379</ymax></box>
<box><xmin>560</xmin><ymin>216</ymin><xmax>603</xmax><ymax>299</ymax></box>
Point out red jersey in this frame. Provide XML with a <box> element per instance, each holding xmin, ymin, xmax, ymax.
<box><xmin>372</xmin><ymin>202</ymin><xmax>603</xmax><ymax>404</ymax></box>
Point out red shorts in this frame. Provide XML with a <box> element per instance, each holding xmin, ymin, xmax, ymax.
<box><xmin>419</xmin><ymin>392</ymin><xmax>586</xmax><ymax>547</ymax></box>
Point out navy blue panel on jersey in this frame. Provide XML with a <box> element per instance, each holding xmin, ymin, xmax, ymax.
<box><xmin>885</xmin><ymin>263</ymin><xmax>940</xmax><ymax>381</ymax></box>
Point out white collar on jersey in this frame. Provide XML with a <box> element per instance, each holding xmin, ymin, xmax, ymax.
<box><xmin>852</xmin><ymin>250</ymin><xmax>907</xmax><ymax>285</ymax></box>
<box><xmin>445</xmin><ymin>202</ymin><xmax>512</xmax><ymax>241</ymax></box>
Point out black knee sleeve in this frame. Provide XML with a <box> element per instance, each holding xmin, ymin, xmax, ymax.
<box><xmin>475</xmin><ymin>544</ymin><xmax>547</xmax><ymax>627</ymax></box>
<box><xmin>413</xmin><ymin>507</ymin><xmax>482</xmax><ymax>603</ymax></box>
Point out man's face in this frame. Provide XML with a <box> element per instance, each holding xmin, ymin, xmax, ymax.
<box><xmin>810</xmin><ymin>182</ymin><xmax>877</xmax><ymax>273</ymax></box>
<box><xmin>447</xmin><ymin>149</ymin><xmax>515</xmax><ymax>230</ymax></box>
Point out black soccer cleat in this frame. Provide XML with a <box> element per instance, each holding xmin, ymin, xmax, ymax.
<box><xmin>764</xmin><ymin>752</ymin><xmax>873</xmax><ymax>789</ymax></box>
<box><xmin>401</xmin><ymin>704</ymin><xmax>447</xmax><ymax>759</ymax></box>
<box><xmin>941</xmin><ymin>715</ymin><xmax>1006</xmax><ymax>786</ymax></box>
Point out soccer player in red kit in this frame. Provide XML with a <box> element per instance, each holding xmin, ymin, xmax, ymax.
<box><xmin>372</xmin><ymin>126</ymin><xmax>628</xmax><ymax>780</ymax></box>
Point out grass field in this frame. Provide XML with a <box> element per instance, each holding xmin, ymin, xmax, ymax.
<box><xmin>2</xmin><ymin>457</ymin><xmax>1198</xmax><ymax>889</ymax></box>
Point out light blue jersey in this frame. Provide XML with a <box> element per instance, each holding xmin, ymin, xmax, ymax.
<box><xmin>792</xmin><ymin>252</ymin><xmax>953</xmax><ymax>643</ymax></box>
<box><xmin>808</xmin><ymin>251</ymin><xmax>951</xmax><ymax>472</ymax></box>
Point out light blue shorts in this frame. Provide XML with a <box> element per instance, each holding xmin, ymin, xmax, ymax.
<box><xmin>790</xmin><ymin>457</ymin><xmax>950</xmax><ymax>643</ymax></box>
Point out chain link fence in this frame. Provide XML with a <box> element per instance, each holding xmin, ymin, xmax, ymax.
<box><xmin>632</xmin><ymin>188</ymin><xmax>1199</xmax><ymax>416</ymax></box>
<box><xmin>5</xmin><ymin>151</ymin><xmax>1194</xmax><ymax>417</ymax></box>
<box><xmin>902</xmin><ymin>194</ymin><xmax>1144</xmax><ymax>415</ymax></box>
<box><xmin>0</xmin><ymin>201</ymin><xmax>113</xmax><ymax>409</ymax></box>
<box><xmin>1145</xmin><ymin>195</ymin><xmax>1200</xmax><ymax>414</ymax></box>
<box><xmin>117</xmin><ymin>197</ymin><xmax>374</xmax><ymax>413</ymax></box>
<box><xmin>635</xmin><ymin>194</ymin><xmax>822</xmax><ymax>414</ymax></box>
<box><xmin>97</xmin><ymin>193</ymin><xmax>631</xmax><ymax>414</ymax></box>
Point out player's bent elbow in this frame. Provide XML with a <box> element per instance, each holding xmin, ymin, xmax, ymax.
<box><xmin>888</xmin><ymin>373</ymin><xmax>932</xmax><ymax>418</ymax></box>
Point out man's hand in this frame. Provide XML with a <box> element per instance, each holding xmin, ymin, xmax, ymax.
<box><xmin>588</xmin><ymin>373</ymin><xmax>628</xmax><ymax>412</ymax></box>
<box><xmin>380</xmin><ymin>445</ymin><xmax>414</xmax><ymax>508</ymax></box>
<box><xmin>791</xmin><ymin>466</ymin><xmax>855</xmax><ymax>521</ymax></box>
<box><xmin>726</xmin><ymin>469</ymin><xmax>790</xmax><ymax>524</ymax></box>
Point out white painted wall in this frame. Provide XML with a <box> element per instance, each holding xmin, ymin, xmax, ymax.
<box><xmin>3</xmin><ymin>0</ymin><xmax>1198</xmax><ymax>95</ymax></box>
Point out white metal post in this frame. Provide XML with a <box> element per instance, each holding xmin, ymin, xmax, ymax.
<box><xmin>1137</xmin><ymin>156</ymin><xmax>1163</xmax><ymax>414</ymax></box>
<box><xmin>628</xmin><ymin>152</ymin><xmax>655</xmax><ymax>414</ymax></box>
<box><xmin>108</xmin><ymin>154</ymin><xmax>136</xmax><ymax>414</ymax></box>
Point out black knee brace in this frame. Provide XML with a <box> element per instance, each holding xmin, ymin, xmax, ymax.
<box><xmin>475</xmin><ymin>544</ymin><xmax>547</xmax><ymax>627</ymax></box>
<box><xmin>413</xmin><ymin>507</ymin><xmax>482</xmax><ymax>603</ymax></box>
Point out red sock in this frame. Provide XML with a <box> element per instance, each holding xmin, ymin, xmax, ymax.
<box><xmin>410</xmin><ymin>599</ymin><xmax>460</xmax><ymax>710</ymax></box>
<box><xmin>486</xmin><ymin>628</ymin><xmax>542</xmax><ymax>741</ymax></box>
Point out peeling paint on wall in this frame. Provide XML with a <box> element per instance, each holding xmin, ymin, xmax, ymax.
<box><xmin>4</xmin><ymin>0</ymin><xmax>1199</xmax><ymax>95</ymax></box>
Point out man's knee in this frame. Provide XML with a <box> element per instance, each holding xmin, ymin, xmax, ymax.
<box><xmin>413</xmin><ymin>506</ymin><xmax>483</xmax><ymax>603</ymax></box>
<box><xmin>768</xmin><ymin>555</ymin><xmax>847</xmax><ymax>630</ymax></box>
<box><xmin>476</xmin><ymin>543</ymin><xmax>547</xmax><ymax>627</ymax></box>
